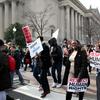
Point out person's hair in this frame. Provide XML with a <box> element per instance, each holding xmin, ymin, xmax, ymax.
<box><xmin>48</xmin><ymin>37</ymin><xmax>57</xmax><ymax>46</ymax></box>
<box><xmin>63</xmin><ymin>38</ymin><xmax>67</xmax><ymax>42</ymax></box>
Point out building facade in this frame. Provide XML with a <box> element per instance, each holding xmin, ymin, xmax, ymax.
<box><xmin>0</xmin><ymin>0</ymin><xmax>100</xmax><ymax>44</ymax></box>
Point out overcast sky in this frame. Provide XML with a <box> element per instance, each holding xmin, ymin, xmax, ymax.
<box><xmin>79</xmin><ymin>0</ymin><xmax>100</xmax><ymax>12</ymax></box>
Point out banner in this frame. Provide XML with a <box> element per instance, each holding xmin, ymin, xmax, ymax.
<box><xmin>22</xmin><ymin>26</ymin><xmax>32</xmax><ymax>43</ymax></box>
<box><xmin>67</xmin><ymin>78</ymin><xmax>88</xmax><ymax>92</ymax></box>
<box><xmin>28</xmin><ymin>38</ymin><xmax>43</xmax><ymax>58</ymax></box>
<box><xmin>89</xmin><ymin>51</ymin><xmax>100</xmax><ymax>69</ymax></box>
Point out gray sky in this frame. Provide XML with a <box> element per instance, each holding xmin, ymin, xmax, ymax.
<box><xmin>79</xmin><ymin>0</ymin><xmax>100</xmax><ymax>12</ymax></box>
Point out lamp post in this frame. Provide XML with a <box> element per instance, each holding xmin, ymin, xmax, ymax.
<box><xmin>13</xmin><ymin>27</ymin><xmax>16</xmax><ymax>44</ymax></box>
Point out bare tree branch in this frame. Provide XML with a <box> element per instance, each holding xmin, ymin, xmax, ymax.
<box><xmin>24</xmin><ymin>4</ymin><xmax>54</xmax><ymax>36</ymax></box>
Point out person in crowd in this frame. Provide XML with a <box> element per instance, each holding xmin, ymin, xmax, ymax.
<box><xmin>33</xmin><ymin>54</ymin><xmax>42</xmax><ymax>91</ymax></box>
<box><xmin>66</xmin><ymin>40</ymin><xmax>90</xmax><ymax>100</ymax></box>
<box><xmin>95</xmin><ymin>42</ymin><xmax>100</xmax><ymax>100</ymax></box>
<box><xmin>10</xmin><ymin>45</ymin><xmax>25</xmax><ymax>85</ymax></box>
<box><xmin>18</xmin><ymin>46</ymin><xmax>25</xmax><ymax>68</ymax></box>
<box><xmin>0</xmin><ymin>39</ymin><xmax>13</xmax><ymax>100</ymax></box>
<box><xmin>48</xmin><ymin>37</ymin><xmax>63</xmax><ymax>88</ymax></box>
<box><xmin>2</xmin><ymin>49</ymin><xmax>16</xmax><ymax>87</ymax></box>
<box><xmin>86</xmin><ymin>45</ymin><xmax>93</xmax><ymax>74</ymax></box>
<box><xmin>62</xmin><ymin>38</ymin><xmax>70</xmax><ymax>86</ymax></box>
<box><xmin>37</xmin><ymin>36</ymin><xmax>51</xmax><ymax>98</ymax></box>
<box><xmin>24</xmin><ymin>48</ymin><xmax>32</xmax><ymax>71</ymax></box>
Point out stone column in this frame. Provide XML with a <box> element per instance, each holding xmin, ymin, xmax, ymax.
<box><xmin>0</xmin><ymin>3</ymin><xmax>4</xmax><ymax>39</ymax></box>
<box><xmin>81</xmin><ymin>16</ymin><xmax>84</xmax><ymax>43</ymax></box>
<box><xmin>12</xmin><ymin>0</ymin><xmax>17</xmax><ymax>24</ymax></box>
<box><xmin>75</xmin><ymin>11</ymin><xmax>78</xmax><ymax>40</ymax></box>
<box><xmin>66</xmin><ymin>5</ymin><xmax>70</xmax><ymax>39</ymax></box>
<box><xmin>70</xmin><ymin>8</ymin><xmax>75</xmax><ymax>40</ymax></box>
<box><xmin>4</xmin><ymin>1</ymin><xmax>9</xmax><ymax>30</ymax></box>
<box><xmin>60</xmin><ymin>6</ymin><xmax>65</xmax><ymax>40</ymax></box>
<box><xmin>78</xmin><ymin>14</ymin><xmax>81</xmax><ymax>41</ymax></box>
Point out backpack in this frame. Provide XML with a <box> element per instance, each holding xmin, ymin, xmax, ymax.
<box><xmin>8</xmin><ymin>55</ymin><xmax>16</xmax><ymax>72</ymax></box>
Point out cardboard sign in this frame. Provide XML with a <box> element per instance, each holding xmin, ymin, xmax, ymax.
<box><xmin>28</xmin><ymin>38</ymin><xmax>43</xmax><ymax>58</ymax></box>
<box><xmin>89</xmin><ymin>51</ymin><xmax>100</xmax><ymax>69</ymax></box>
<box><xmin>22</xmin><ymin>26</ymin><xmax>32</xmax><ymax>43</ymax></box>
<box><xmin>67</xmin><ymin>78</ymin><xmax>88</xmax><ymax>92</ymax></box>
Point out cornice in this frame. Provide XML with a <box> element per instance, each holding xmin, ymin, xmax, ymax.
<box><xmin>70</xmin><ymin>0</ymin><xmax>87</xmax><ymax>12</ymax></box>
<box><xmin>59</xmin><ymin>0</ymin><xmax>86</xmax><ymax>16</ymax></box>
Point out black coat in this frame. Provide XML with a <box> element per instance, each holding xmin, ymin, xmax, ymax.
<box><xmin>51</xmin><ymin>45</ymin><xmax>63</xmax><ymax>64</ymax></box>
<box><xmin>0</xmin><ymin>51</ymin><xmax>11</xmax><ymax>91</ymax></box>
<box><xmin>13</xmin><ymin>50</ymin><xmax>21</xmax><ymax>70</ymax></box>
<box><xmin>40</xmin><ymin>43</ymin><xmax>52</xmax><ymax>69</ymax></box>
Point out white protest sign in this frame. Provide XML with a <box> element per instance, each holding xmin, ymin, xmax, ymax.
<box><xmin>67</xmin><ymin>78</ymin><xmax>88</xmax><ymax>92</ymax></box>
<box><xmin>52</xmin><ymin>29</ymin><xmax>59</xmax><ymax>39</ymax></box>
<box><xmin>89</xmin><ymin>51</ymin><xmax>100</xmax><ymax>69</ymax></box>
<box><xmin>28</xmin><ymin>38</ymin><xmax>43</xmax><ymax>58</ymax></box>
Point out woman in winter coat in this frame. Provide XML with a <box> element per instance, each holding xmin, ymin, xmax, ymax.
<box><xmin>66</xmin><ymin>40</ymin><xmax>90</xmax><ymax>100</ymax></box>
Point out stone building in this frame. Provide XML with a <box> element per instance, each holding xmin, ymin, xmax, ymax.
<box><xmin>0</xmin><ymin>0</ymin><xmax>100</xmax><ymax>44</ymax></box>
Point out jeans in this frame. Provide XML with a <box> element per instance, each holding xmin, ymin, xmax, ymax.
<box><xmin>10</xmin><ymin>71</ymin><xmax>14</xmax><ymax>85</ymax></box>
<box><xmin>51</xmin><ymin>62</ymin><xmax>62</xmax><ymax>83</ymax></box>
<box><xmin>33</xmin><ymin>65</ymin><xmax>41</xmax><ymax>84</ymax></box>
<box><xmin>16</xmin><ymin>69</ymin><xmax>24</xmax><ymax>84</ymax></box>
<box><xmin>0</xmin><ymin>91</ymin><xmax>6</xmax><ymax>100</ymax></box>
<box><xmin>40</xmin><ymin>69</ymin><xmax>50</xmax><ymax>92</ymax></box>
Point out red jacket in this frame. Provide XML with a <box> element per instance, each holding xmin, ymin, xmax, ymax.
<box><xmin>8</xmin><ymin>55</ymin><xmax>16</xmax><ymax>72</ymax></box>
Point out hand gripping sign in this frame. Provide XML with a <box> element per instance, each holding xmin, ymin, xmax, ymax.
<box><xmin>22</xmin><ymin>26</ymin><xmax>32</xmax><ymax>43</ymax></box>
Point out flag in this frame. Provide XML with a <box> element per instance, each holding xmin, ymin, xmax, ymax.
<box><xmin>52</xmin><ymin>29</ymin><xmax>59</xmax><ymax>39</ymax></box>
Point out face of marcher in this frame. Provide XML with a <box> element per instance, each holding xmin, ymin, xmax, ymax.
<box><xmin>71</xmin><ymin>41</ymin><xmax>78</xmax><ymax>49</ymax></box>
<box><xmin>95</xmin><ymin>44</ymin><xmax>100</xmax><ymax>51</ymax></box>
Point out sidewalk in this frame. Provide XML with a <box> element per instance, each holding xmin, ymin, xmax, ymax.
<box><xmin>13</xmin><ymin>68</ymin><xmax>96</xmax><ymax>100</ymax></box>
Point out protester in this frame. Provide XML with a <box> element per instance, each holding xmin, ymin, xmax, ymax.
<box><xmin>2</xmin><ymin>49</ymin><xmax>16</xmax><ymax>87</ymax></box>
<box><xmin>62</xmin><ymin>38</ymin><xmax>70</xmax><ymax>85</ymax></box>
<box><xmin>86</xmin><ymin>45</ymin><xmax>93</xmax><ymax>74</ymax></box>
<box><xmin>33</xmin><ymin>55</ymin><xmax>42</xmax><ymax>91</ymax></box>
<box><xmin>24</xmin><ymin>49</ymin><xmax>32</xmax><ymax>71</ymax></box>
<box><xmin>48</xmin><ymin>37</ymin><xmax>63</xmax><ymax>88</ymax></box>
<box><xmin>66</xmin><ymin>40</ymin><xmax>90</xmax><ymax>100</ymax></box>
<box><xmin>18</xmin><ymin>46</ymin><xmax>25</xmax><ymax>68</ymax></box>
<box><xmin>0</xmin><ymin>39</ymin><xmax>12</xmax><ymax>100</ymax></box>
<box><xmin>95</xmin><ymin>42</ymin><xmax>100</xmax><ymax>100</ymax></box>
<box><xmin>38</xmin><ymin>36</ymin><xmax>51</xmax><ymax>98</ymax></box>
<box><xmin>10</xmin><ymin>45</ymin><xmax>25</xmax><ymax>85</ymax></box>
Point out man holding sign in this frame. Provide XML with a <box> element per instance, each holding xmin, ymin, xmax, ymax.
<box><xmin>36</xmin><ymin>36</ymin><xmax>51</xmax><ymax>98</ymax></box>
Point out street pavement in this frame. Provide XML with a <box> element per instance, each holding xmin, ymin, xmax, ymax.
<box><xmin>8</xmin><ymin>67</ymin><xmax>96</xmax><ymax>100</ymax></box>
